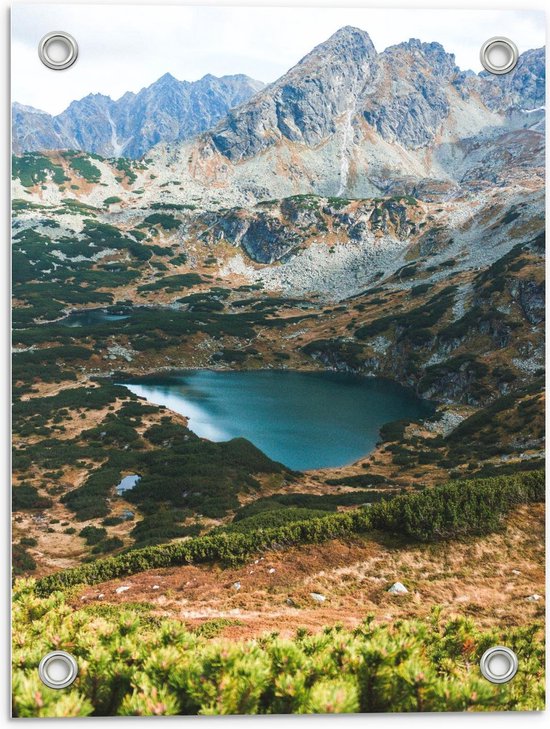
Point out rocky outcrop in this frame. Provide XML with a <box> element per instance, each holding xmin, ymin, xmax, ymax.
<box><xmin>193</xmin><ymin>195</ymin><xmax>423</xmax><ymax>263</ymax></box>
<box><xmin>477</xmin><ymin>47</ymin><xmax>545</xmax><ymax>113</ymax></box>
<box><xmin>362</xmin><ymin>40</ymin><xmax>457</xmax><ymax>149</ymax></box>
<box><xmin>206</xmin><ymin>209</ymin><xmax>302</xmax><ymax>264</ymax></box>
<box><xmin>514</xmin><ymin>279</ymin><xmax>545</xmax><ymax>325</ymax></box>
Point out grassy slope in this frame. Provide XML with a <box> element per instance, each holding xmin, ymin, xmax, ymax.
<box><xmin>35</xmin><ymin>471</ymin><xmax>544</xmax><ymax>594</ymax></box>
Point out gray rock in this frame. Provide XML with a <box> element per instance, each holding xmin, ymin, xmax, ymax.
<box><xmin>387</xmin><ymin>582</ymin><xmax>408</xmax><ymax>594</ymax></box>
<box><xmin>477</xmin><ymin>47</ymin><xmax>545</xmax><ymax>113</ymax></box>
<box><xmin>310</xmin><ymin>592</ymin><xmax>326</xmax><ymax>603</ymax></box>
<box><xmin>211</xmin><ymin>26</ymin><xmax>378</xmax><ymax>161</ymax></box>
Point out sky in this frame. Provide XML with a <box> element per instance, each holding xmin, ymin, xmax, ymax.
<box><xmin>12</xmin><ymin>3</ymin><xmax>546</xmax><ymax>115</ymax></box>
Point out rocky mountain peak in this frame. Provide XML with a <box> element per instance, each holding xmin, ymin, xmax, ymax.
<box><xmin>478</xmin><ymin>46</ymin><xmax>545</xmax><ymax>112</ymax></box>
<box><xmin>308</xmin><ymin>25</ymin><xmax>377</xmax><ymax>58</ymax></box>
<box><xmin>67</xmin><ymin>92</ymin><xmax>113</xmax><ymax>108</ymax></box>
<box><xmin>381</xmin><ymin>38</ymin><xmax>459</xmax><ymax>79</ymax></box>
<box><xmin>209</xmin><ymin>26</ymin><xmax>379</xmax><ymax>161</ymax></box>
<box><xmin>276</xmin><ymin>24</ymin><xmax>377</xmax><ymax>84</ymax></box>
<box><xmin>204</xmin><ymin>29</ymin><xmax>544</xmax><ymax>174</ymax></box>
<box><xmin>12</xmin><ymin>102</ymin><xmax>45</xmax><ymax>115</ymax></box>
<box><xmin>149</xmin><ymin>72</ymin><xmax>189</xmax><ymax>94</ymax></box>
<box><xmin>156</xmin><ymin>71</ymin><xmax>179</xmax><ymax>84</ymax></box>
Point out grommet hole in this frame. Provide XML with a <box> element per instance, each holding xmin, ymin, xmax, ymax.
<box><xmin>38</xmin><ymin>32</ymin><xmax>79</xmax><ymax>70</ymax></box>
<box><xmin>44</xmin><ymin>37</ymin><xmax>72</xmax><ymax>65</ymax></box>
<box><xmin>44</xmin><ymin>657</ymin><xmax>72</xmax><ymax>683</ymax></box>
<box><xmin>38</xmin><ymin>651</ymin><xmax>79</xmax><ymax>689</ymax></box>
<box><xmin>480</xmin><ymin>37</ymin><xmax>518</xmax><ymax>75</ymax></box>
<box><xmin>480</xmin><ymin>646</ymin><xmax>518</xmax><ymax>684</ymax></box>
<box><xmin>486</xmin><ymin>42</ymin><xmax>513</xmax><ymax>70</ymax></box>
<box><xmin>487</xmin><ymin>653</ymin><xmax>511</xmax><ymax>678</ymax></box>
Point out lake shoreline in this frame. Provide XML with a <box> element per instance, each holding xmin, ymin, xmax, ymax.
<box><xmin>114</xmin><ymin>369</ymin><xmax>435</xmax><ymax>471</ymax></box>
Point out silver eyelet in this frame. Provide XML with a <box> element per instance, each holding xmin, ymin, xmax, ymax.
<box><xmin>38</xmin><ymin>32</ymin><xmax>79</xmax><ymax>71</ymax></box>
<box><xmin>480</xmin><ymin>37</ymin><xmax>518</xmax><ymax>75</ymax></box>
<box><xmin>479</xmin><ymin>646</ymin><xmax>518</xmax><ymax>684</ymax></box>
<box><xmin>38</xmin><ymin>651</ymin><xmax>79</xmax><ymax>689</ymax></box>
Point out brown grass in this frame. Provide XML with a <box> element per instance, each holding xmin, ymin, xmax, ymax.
<box><xmin>73</xmin><ymin>503</ymin><xmax>545</xmax><ymax>639</ymax></box>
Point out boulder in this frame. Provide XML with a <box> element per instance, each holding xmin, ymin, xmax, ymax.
<box><xmin>310</xmin><ymin>592</ymin><xmax>326</xmax><ymax>603</ymax></box>
<box><xmin>387</xmin><ymin>582</ymin><xmax>408</xmax><ymax>594</ymax></box>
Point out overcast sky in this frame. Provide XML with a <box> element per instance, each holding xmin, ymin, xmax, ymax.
<box><xmin>12</xmin><ymin>4</ymin><xmax>545</xmax><ymax>115</ymax></box>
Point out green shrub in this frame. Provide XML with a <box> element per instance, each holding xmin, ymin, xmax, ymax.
<box><xmin>368</xmin><ymin>471</ymin><xmax>544</xmax><ymax>540</ymax></box>
<box><xmin>79</xmin><ymin>526</ymin><xmax>107</xmax><ymax>546</ymax></box>
<box><xmin>35</xmin><ymin>471</ymin><xmax>544</xmax><ymax>595</ymax></box>
<box><xmin>13</xmin><ymin>547</ymin><xmax>36</xmax><ymax>576</ymax></box>
<box><xmin>142</xmin><ymin>213</ymin><xmax>180</xmax><ymax>230</ymax></box>
<box><xmin>61</xmin><ymin>152</ymin><xmax>101</xmax><ymax>183</ymax></box>
<box><xmin>13</xmin><ymin>484</ymin><xmax>52</xmax><ymax>511</ymax></box>
<box><xmin>12</xmin><ymin>153</ymin><xmax>67</xmax><ymax>187</ymax></box>
<box><xmin>91</xmin><ymin>537</ymin><xmax>124</xmax><ymax>554</ymax></box>
<box><xmin>12</xmin><ymin>581</ymin><xmax>545</xmax><ymax>715</ymax></box>
<box><xmin>219</xmin><ymin>507</ymin><xmax>330</xmax><ymax>533</ymax></box>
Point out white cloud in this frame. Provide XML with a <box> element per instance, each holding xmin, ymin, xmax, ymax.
<box><xmin>12</xmin><ymin>3</ymin><xmax>546</xmax><ymax>115</ymax></box>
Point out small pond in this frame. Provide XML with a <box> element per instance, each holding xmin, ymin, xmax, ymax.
<box><xmin>116</xmin><ymin>474</ymin><xmax>141</xmax><ymax>494</ymax></box>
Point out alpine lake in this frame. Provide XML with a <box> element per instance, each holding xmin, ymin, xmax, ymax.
<box><xmin>120</xmin><ymin>370</ymin><xmax>434</xmax><ymax>471</ymax></box>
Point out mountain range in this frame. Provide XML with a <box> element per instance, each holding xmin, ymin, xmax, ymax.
<box><xmin>162</xmin><ymin>26</ymin><xmax>544</xmax><ymax>202</ymax></box>
<box><xmin>12</xmin><ymin>72</ymin><xmax>265</xmax><ymax>159</ymax></box>
<box><xmin>14</xmin><ymin>27</ymin><xmax>545</xmax><ymax>192</ymax></box>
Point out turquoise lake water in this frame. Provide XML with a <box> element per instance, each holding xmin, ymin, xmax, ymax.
<box><xmin>121</xmin><ymin>370</ymin><xmax>433</xmax><ymax>471</ymax></box>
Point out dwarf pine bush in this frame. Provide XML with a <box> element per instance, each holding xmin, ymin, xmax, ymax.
<box><xmin>34</xmin><ymin>471</ymin><xmax>544</xmax><ymax>595</ymax></box>
<box><xmin>12</xmin><ymin>581</ymin><xmax>544</xmax><ymax>716</ymax></box>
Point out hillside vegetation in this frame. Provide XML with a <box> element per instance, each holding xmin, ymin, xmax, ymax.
<box><xmin>35</xmin><ymin>470</ymin><xmax>544</xmax><ymax>594</ymax></box>
<box><xmin>12</xmin><ymin>579</ymin><xmax>544</xmax><ymax>716</ymax></box>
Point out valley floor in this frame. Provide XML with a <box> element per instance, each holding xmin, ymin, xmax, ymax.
<box><xmin>73</xmin><ymin>503</ymin><xmax>545</xmax><ymax>639</ymax></box>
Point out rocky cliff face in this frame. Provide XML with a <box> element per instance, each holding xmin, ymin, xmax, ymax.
<box><xmin>150</xmin><ymin>27</ymin><xmax>544</xmax><ymax>203</ymax></box>
<box><xmin>211</xmin><ymin>27</ymin><xmax>378</xmax><ymax>161</ymax></box>
<box><xmin>12</xmin><ymin>73</ymin><xmax>264</xmax><ymax>158</ymax></box>
<box><xmin>477</xmin><ymin>47</ymin><xmax>545</xmax><ymax>113</ymax></box>
<box><xmin>205</xmin><ymin>30</ymin><xmax>544</xmax><ymax>159</ymax></box>
<box><xmin>193</xmin><ymin>195</ymin><xmax>421</xmax><ymax>264</ymax></box>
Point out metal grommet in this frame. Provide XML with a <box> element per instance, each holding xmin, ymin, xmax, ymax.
<box><xmin>479</xmin><ymin>646</ymin><xmax>518</xmax><ymax>684</ymax></box>
<box><xmin>480</xmin><ymin>37</ymin><xmax>518</xmax><ymax>75</ymax></box>
<box><xmin>38</xmin><ymin>31</ymin><xmax>78</xmax><ymax>70</ymax></box>
<box><xmin>38</xmin><ymin>651</ymin><xmax>78</xmax><ymax>689</ymax></box>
